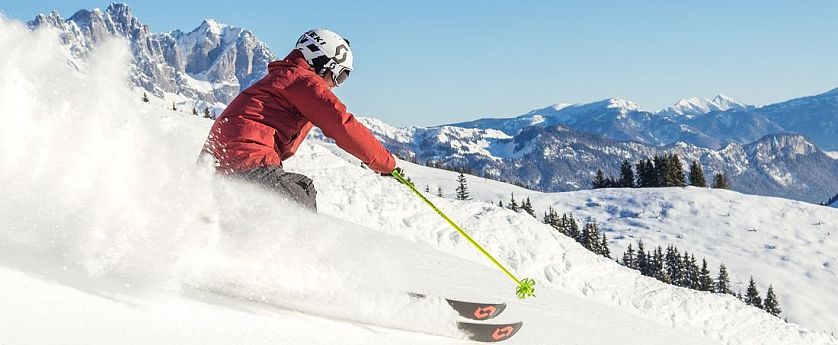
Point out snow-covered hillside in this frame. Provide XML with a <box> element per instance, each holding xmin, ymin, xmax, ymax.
<box><xmin>382</xmin><ymin>158</ymin><xmax>838</xmax><ymax>333</ymax></box>
<box><xmin>2</xmin><ymin>16</ymin><xmax>837</xmax><ymax>345</ymax></box>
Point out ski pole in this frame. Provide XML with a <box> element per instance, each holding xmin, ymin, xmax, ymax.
<box><xmin>391</xmin><ymin>169</ymin><xmax>536</xmax><ymax>299</ymax></box>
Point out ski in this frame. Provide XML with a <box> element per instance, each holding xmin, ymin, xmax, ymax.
<box><xmin>458</xmin><ymin>321</ymin><xmax>523</xmax><ymax>342</ymax></box>
<box><xmin>447</xmin><ymin>298</ymin><xmax>507</xmax><ymax>321</ymax></box>
<box><xmin>409</xmin><ymin>293</ymin><xmax>506</xmax><ymax>321</ymax></box>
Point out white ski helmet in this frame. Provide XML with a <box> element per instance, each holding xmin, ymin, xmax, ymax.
<box><xmin>295</xmin><ymin>29</ymin><xmax>353</xmax><ymax>87</ymax></box>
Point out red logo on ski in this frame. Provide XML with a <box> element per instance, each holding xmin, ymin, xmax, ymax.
<box><xmin>491</xmin><ymin>326</ymin><xmax>515</xmax><ymax>340</ymax></box>
<box><xmin>473</xmin><ymin>305</ymin><xmax>498</xmax><ymax>319</ymax></box>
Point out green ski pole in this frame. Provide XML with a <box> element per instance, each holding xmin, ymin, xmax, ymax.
<box><xmin>391</xmin><ymin>169</ymin><xmax>536</xmax><ymax>299</ymax></box>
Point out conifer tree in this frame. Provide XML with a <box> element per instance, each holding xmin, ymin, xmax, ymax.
<box><xmin>679</xmin><ymin>251</ymin><xmax>693</xmax><ymax>288</ymax></box>
<box><xmin>653</xmin><ymin>155</ymin><xmax>667</xmax><ymax>187</ymax></box>
<box><xmin>142</xmin><ymin>92</ymin><xmax>150</xmax><ymax>102</ymax></box>
<box><xmin>508</xmin><ymin>193</ymin><xmax>519</xmax><ymax>212</ymax></box>
<box><xmin>567</xmin><ymin>215</ymin><xmax>581</xmax><ymax>241</ymax></box>
<box><xmin>600</xmin><ymin>233</ymin><xmax>610</xmax><ymax>259</ymax></box>
<box><xmin>652</xmin><ymin>246</ymin><xmax>670</xmax><ymax>283</ymax></box>
<box><xmin>745</xmin><ymin>277</ymin><xmax>763</xmax><ymax>308</ymax></box>
<box><xmin>698</xmin><ymin>259</ymin><xmax>714</xmax><ymax>292</ymax></box>
<box><xmin>763</xmin><ymin>285</ymin><xmax>782</xmax><ymax>316</ymax></box>
<box><xmin>521</xmin><ymin>198</ymin><xmax>536</xmax><ymax>217</ymax></box>
<box><xmin>437</xmin><ymin>186</ymin><xmax>444</xmax><ymax>197</ymax></box>
<box><xmin>592</xmin><ymin>169</ymin><xmax>607</xmax><ymax>189</ymax></box>
<box><xmin>425</xmin><ymin>185</ymin><xmax>430</xmax><ymax>193</ymax></box>
<box><xmin>686</xmin><ymin>253</ymin><xmax>700</xmax><ymax>289</ymax></box>
<box><xmin>713</xmin><ymin>172</ymin><xmax>730</xmax><ymax>189</ymax></box>
<box><xmin>556</xmin><ymin>214</ymin><xmax>571</xmax><ymax>237</ymax></box>
<box><xmin>716</xmin><ymin>264</ymin><xmax>732</xmax><ymax>294</ymax></box>
<box><xmin>647</xmin><ymin>160</ymin><xmax>659</xmax><ymax>187</ymax></box>
<box><xmin>543</xmin><ymin>206</ymin><xmax>559</xmax><ymax>227</ymax></box>
<box><xmin>455</xmin><ymin>172</ymin><xmax>471</xmax><ymax>200</ymax></box>
<box><xmin>619</xmin><ymin>159</ymin><xmax>635</xmax><ymax>188</ymax></box>
<box><xmin>636</xmin><ymin>240</ymin><xmax>649</xmax><ymax>276</ymax></box>
<box><xmin>689</xmin><ymin>160</ymin><xmax>707</xmax><ymax>187</ymax></box>
<box><xmin>622</xmin><ymin>243</ymin><xmax>636</xmax><ymax>269</ymax></box>
<box><xmin>665</xmin><ymin>246</ymin><xmax>684</xmax><ymax>286</ymax></box>
<box><xmin>580</xmin><ymin>222</ymin><xmax>597</xmax><ymax>252</ymax></box>
<box><xmin>635</xmin><ymin>160</ymin><xmax>649</xmax><ymax>187</ymax></box>
<box><xmin>498</xmin><ymin>200</ymin><xmax>503</xmax><ymax>208</ymax></box>
<box><xmin>665</xmin><ymin>155</ymin><xmax>687</xmax><ymax>187</ymax></box>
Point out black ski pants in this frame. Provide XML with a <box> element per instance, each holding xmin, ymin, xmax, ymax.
<box><xmin>237</xmin><ymin>165</ymin><xmax>317</xmax><ymax>212</ymax></box>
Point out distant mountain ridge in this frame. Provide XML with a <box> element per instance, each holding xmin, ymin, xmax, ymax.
<box><xmin>311</xmin><ymin>117</ymin><xmax>838</xmax><ymax>203</ymax></box>
<box><xmin>27</xmin><ymin>3</ymin><xmax>276</xmax><ymax>105</ymax></box>
<box><xmin>659</xmin><ymin>94</ymin><xmax>754</xmax><ymax>117</ymax></box>
<box><xmin>452</xmin><ymin>88</ymin><xmax>838</xmax><ymax>151</ymax></box>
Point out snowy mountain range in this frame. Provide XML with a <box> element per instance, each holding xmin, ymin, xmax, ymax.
<box><xmin>24</xmin><ymin>3</ymin><xmax>838</xmax><ymax>204</ymax></box>
<box><xmin>452</xmin><ymin>89</ymin><xmax>838</xmax><ymax>152</ymax></box>
<box><xmin>27</xmin><ymin>3</ymin><xmax>275</xmax><ymax>105</ymax></box>
<box><xmin>325</xmin><ymin>118</ymin><xmax>838</xmax><ymax>203</ymax></box>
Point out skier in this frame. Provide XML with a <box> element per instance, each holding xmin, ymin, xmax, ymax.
<box><xmin>201</xmin><ymin>29</ymin><xmax>398</xmax><ymax>211</ymax></box>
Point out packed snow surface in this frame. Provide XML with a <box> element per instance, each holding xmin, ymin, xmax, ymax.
<box><xmin>1</xmin><ymin>17</ymin><xmax>837</xmax><ymax>345</ymax></box>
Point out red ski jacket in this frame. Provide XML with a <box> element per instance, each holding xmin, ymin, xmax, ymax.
<box><xmin>202</xmin><ymin>50</ymin><xmax>395</xmax><ymax>174</ymax></box>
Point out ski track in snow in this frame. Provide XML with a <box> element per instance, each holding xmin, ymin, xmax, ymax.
<box><xmin>1</xmin><ymin>16</ymin><xmax>837</xmax><ymax>345</ymax></box>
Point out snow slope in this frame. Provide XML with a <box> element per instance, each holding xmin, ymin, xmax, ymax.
<box><xmin>1</xmin><ymin>16</ymin><xmax>836</xmax><ymax>345</ymax></box>
<box><xmin>386</xmin><ymin>159</ymin><xmax>838</xmax><ymax>334</ymax></box>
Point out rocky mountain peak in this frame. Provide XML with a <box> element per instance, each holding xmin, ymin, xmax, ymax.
<box><xmin>27</xmin><ymin>2</ymin><xmax>277</xmax><ymax>105</ymax></box>
<box><xmin>748</xmin><ymin>134</ymin><xmax>817</xmax><ymax>156</ymax></box>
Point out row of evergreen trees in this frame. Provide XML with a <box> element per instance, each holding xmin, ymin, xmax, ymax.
<box><xmin>498</xmin><ymin>193</ymin><xmax>537</xmax><ymax>218</ymax></box>
<box><xmin>620</xmin><ymin>240</ymin><xmax>781</xmax><ymax>316</ymax></box>
<box><xmin>592</xmin><ymin>155</ymin><xmax>730</xmax><ymax>189</ymax></box>
<box><xmin>542</xmin><ymin>210</ymin><xmax>611</xmax><ymax>258</ymax></box>
<box><xmin>142</xmin><ymin>92</ymin><xmax>214</xmax><ymax>119</ymax></box>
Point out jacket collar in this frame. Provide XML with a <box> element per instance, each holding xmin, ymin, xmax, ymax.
<box><xmin>268</xmin><ymin>49</ymin><xmax>312</xmax><ymax>72</ymax></box>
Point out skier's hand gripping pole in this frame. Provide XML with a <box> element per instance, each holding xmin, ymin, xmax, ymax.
<box><xmin>391</xmin><ymin>169</ymin><xmax>536</xmax><ymax>299</ymax></box>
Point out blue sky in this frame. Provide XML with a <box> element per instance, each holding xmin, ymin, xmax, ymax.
<box><xmin>2</xmin><ymin>1</ymin><xmax>837</xmax><ymax>126</ymax></box>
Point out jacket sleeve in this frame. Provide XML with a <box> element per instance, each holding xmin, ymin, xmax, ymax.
<box><xmin>283</xmin><ymin>76</ymin><xmax>396</xmax><ymax>174</ymax></box>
